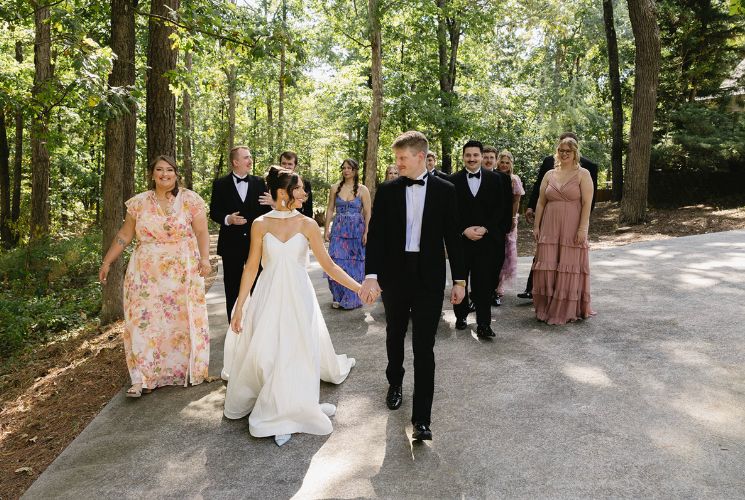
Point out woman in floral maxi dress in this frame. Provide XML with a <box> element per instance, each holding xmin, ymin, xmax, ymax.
<box><xmin>323</xmin><ymin>159</ymin><xmax>371</xmax><ymax>310</ymax></box>
<box><xmin>100</xmin><ymin>155</ymin><xmax>212</xmax><ymax>397</ymax></box>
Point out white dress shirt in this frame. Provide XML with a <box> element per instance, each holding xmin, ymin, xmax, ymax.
<box><xmin>405</xmin><ymin>170</ymin><xmax>428</xmax><ymax>252</ymax></box>
<box><xmin>365</xmin><ymin>171</ymin><xmax>428</xmax><ymax>280</ymax></box>
<box><xmin>466</xmin><ymin>167</ymin><xmax>481</xmax><ymax>197</ymax></box>
<box><xmin>225</xmin><ymin>173</ymin><xmax>249</xmax><ymax>225</ymax></box>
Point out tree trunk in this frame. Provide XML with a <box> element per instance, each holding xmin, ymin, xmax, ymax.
<box><xmin>101</xmin><ymin>0</ymin><xmax>137</xmax><ymax>324</ymax></box>
<box><xmin>266</xmin><ymin>96</ymin><xmax>274</xmax><ymax>159</ymax></box>
<box><xmin>30</xmin><ymin>0</ymin><xmax>53</xmax><ymax>241</ymax></box>
<box><xmin>278</xmin><ymin>44</ymin><xmax>286</xmax><ymax>149</ymax></box>
<box><xmin>181</xmin><ymin>50</ymin><xmax>193</xmax><ymax>189</ymax></box>
<box><xmin>621</xmin><ymin>0</ymin><xmax>661</xmax><ymax>224</ymax></box>
<box><xmin>436</xmin><ymin>0</ymin><xmax>460</xmax><ymax>174</ymax></box>
<box><xmin>364</xmin><ymin>0</ymin><xmax>383</xmax><ymax>199</ymax></box>
<box><xmin>603</xmin><ymin>0</ymin><xmax>624</xmax><ymax>202</ymax></box>
<box><xmin>0</xmin><ymin>108</ymin><xmax>11</xmax><ymax>247</ymax></box>
<box><xmin>146</xmin><ymin>0</ymin><xmax>179</xmax><ymax>163</ymax></box>
<box><xmin>11</xmin><ymin>43</ymin><xmax>23</xmax><ymax>246</ymax></box>
<box><xmin>227</xmin><ymin>65</ymin><xmax>236</xmax><ymax>160</ymax></box>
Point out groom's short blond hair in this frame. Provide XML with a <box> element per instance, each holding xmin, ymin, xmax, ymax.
<box><xmin>392</xmin><ymin>131</ymin><xmax>429</xmax><ymax>154</ymax></box>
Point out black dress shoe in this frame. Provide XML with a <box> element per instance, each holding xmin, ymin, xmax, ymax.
<box><xmin>476</xmin><ymin>324</ymin><xmax>496</xmax><ymax>338</ymax></box>
<box><xmin>412</xmin><ymin>422</ymin><xmax>432</xmax><ymax>441</ymax></box>
<box><xmin>386</xmin><ymin>385</ymin><xmax>402</xmax><ymax>410</ymax></box>
<box><xmin>455</xmin><ymin>318</ymin><xmax>467</xmax><ymax>330</ymax></box>
<box><xmin>517</xmin><ymin>291</ymin><xmax>533</xmax><ymax>299</ymax></box>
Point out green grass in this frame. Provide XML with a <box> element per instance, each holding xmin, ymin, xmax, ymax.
<box><xmin>0</xmin><ymin>232</ymin><xmax>103</xmax><ymax>362</ymax></box>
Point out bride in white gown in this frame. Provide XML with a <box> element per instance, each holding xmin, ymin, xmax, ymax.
<box><xmin>223</xmin><ymin>166</ymin><xmax>362</xmax><ymax>446</ymax></box>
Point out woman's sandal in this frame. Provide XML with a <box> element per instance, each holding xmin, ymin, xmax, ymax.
<box><xmin>126</xmin><ymin>384</ymin><xmax>143</xmax><ymax>398</ymax></box>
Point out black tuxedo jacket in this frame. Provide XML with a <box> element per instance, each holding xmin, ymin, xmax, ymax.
<box><xmin>365</xmin><ymin>175</ymin><xmax>465</xmax><ymax>293</ymax></box>
<box><xmin>448</xmin><ymin>168</ymin><xmax>513</xmax><ymax>242</ymax></box>
<box><xmin>527</xmin><ymin>156</ymin><xmax>599</xmax><ymax>211</ymax></box>
<box><xmin>209</xmin><ymin>173</ymin><xmax>271</xmax><ymax>259</ymax></box>
<box><xmin>427</xmin><ymin>169</ymin><xmax>449</xmax><ymax>181</ymax></box>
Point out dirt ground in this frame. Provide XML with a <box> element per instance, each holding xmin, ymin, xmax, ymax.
<box><xmin>2</xmin><ymin>202</ymin><xmax>744</xmax><ymax>499</ymax></box>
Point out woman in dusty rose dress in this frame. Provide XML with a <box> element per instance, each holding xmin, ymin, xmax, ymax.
<box><xmin>531</xmin><ymin>138</ymin><xmax>595</xmax><ymax>325</ymax></box>
<box><xmin>99</xmin><ymin>155</ymin><xmax>212</xmax><ymax>397</ymax></box>
<box><xmin>495</xmin><ymin>150</ymin><xmax>525</xmax><ymax>303</ymax></box>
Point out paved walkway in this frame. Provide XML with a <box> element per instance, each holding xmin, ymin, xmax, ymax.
<box><xmin>23</xmin><ymin>231</ymin><xmax>745</xmax><ymax>499</ymax></box>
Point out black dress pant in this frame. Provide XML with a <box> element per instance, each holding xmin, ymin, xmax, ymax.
<box><xmin>382</xmin><ymin>253</ymin><xmax>443</xmax><ymax>426</ymax></box>
<box><xmin>454</xmin><ymin>237</ymin><xmax>504</xmax><ymax>326</ymax></box>
<box><xmin>222</xmin><ymin>253</ymin><xmax>248</xmax><ymax>321</ymax></box>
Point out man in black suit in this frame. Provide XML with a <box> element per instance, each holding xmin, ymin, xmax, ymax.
<box><xmin>426</xmin><ymin>151</ymin><xmax>446</xmax><ymax>179</ymax></box>
<box><xmin>448</xmin><ymin>140</ymin><xmax>513</xmax><ymax>337</ymax></box>
<box><xmin>360</xmin><ymin>130</ymin><xmax>466</xmax><ymax>441</ymax></box>
<box><xmin>519</xmin><ymin>132</ymin><xmax>598</xmax><ymax>300</ymax></box>
<box><xmin>210</xmin><ymin>145</ymin><xmax>271</xmax><ymax>321</ymax></box>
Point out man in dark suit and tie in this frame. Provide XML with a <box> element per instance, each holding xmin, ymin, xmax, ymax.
<box><xmin>210</xmin><ymin>145</ymin><xmax>270</xmax><ymax>321</ymax></box>
<box><xmin>448</xmin><ymin>140</ymin><xmax>513</xmax><ymax>337</ymax></box>
<box><xmin>360</xmin><ymin>130</ymin><xmax>466</xmax><ymax>441</ymax></box>
<box><xmin>426</xmin><ymin>150</ymin><xmax>446</xmax><ymax>179</ymax></box>
<box><xmin>519</xmin><ymin>132</ymin><xmax>598</xmax><ymax>300</ymax></box>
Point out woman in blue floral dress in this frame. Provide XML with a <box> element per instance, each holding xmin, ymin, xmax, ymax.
<box><xmin>324</xmin><ymin>159</ymin><xmax>371</xmax><ymax>309</ymax></box>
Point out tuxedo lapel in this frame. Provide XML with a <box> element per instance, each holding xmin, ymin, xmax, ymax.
<box><xmin>395</xmin><ymin>179</ymin><xmax>407</xmax><ymax>243</ymax></box>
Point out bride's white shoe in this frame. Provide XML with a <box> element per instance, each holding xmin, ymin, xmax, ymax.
<box><xmin>274</xmin><ymin>434</ymin><xmax>291</xmax><ymax>447</ymax></box>
<box><xmin>349</xmin><ymin>357</ymin><xmax>356</xmax><ymax>368</ymax></box>
<box><xmin>320</xmin><ymin>403</ymin><xmax>336</xmax><ymax>417</ymax></box>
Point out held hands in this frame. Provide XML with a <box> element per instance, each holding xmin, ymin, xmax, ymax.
<box><xmin>463</xmin><ymin>226</ymin><xmax>486</xmax><ymax>241</ymax></box>
<box><xmin>525</xmin><ymin>208</ymin><xmax>535</xmax><ymax>225</ymax></box>
<box><xmin>450</xmin><ymin>284</ymin><xmax>465</xmax><ymax>305</ymax></box>
<box><xmin>358</xmin><ymin>278</ymin><xmax>382</xmax><ymax>305</ymax></box>
<box><xmin>228</xmin><ymin>212</ymin><xmax>247</xmax><ymax>225</ymax></box>
<box><xmin>324</xmin><ymin>230</ymin><xmax>330</xmax><ymax>243</ymax></box>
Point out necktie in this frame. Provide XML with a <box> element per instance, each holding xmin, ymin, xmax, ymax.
<box><xmin>233</xmin><ymin>174</ymin><xmax>249</xmax><ymax>183</ymax></box>
<box><xmin>404</xmin><ymin>174</ymin><xmax>427</xmax><ymax>187</ymax></box>
<box><xmin>468</xmin><ymin>171</ymin><xmax>480</xmax><ymax>179</ymax></box>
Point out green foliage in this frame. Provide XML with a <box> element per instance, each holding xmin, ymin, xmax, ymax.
<box><xmin>0</xmin><ymin>233</ymin><xmax>103</xmax><ymax>360</ymax></box>
<box><xmin>652</xmin><ymin>102</ymin><xmax>745</xmax><ymax>171</ymax></box>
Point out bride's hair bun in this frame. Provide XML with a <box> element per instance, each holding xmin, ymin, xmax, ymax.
<box><xmin>265</xmin><ymin>165</ymin><xmax>302</xmax><ymax>207</ymax></box>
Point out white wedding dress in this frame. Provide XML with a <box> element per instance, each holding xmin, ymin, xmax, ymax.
<box><xmin>222</xmin><ymin>210</ymin><xmax>356</xmax><ymax>438</ymax></box>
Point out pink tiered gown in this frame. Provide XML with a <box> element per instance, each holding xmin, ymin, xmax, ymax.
<box><xmin>531</xmin><ymin>170</ymin><xmax>595</xmax><ymax>325</ymax></box>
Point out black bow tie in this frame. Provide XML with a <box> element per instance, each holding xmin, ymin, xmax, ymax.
<box><xmin>467</xmin><ymin>171</ymin><xmax>481</xmax><ymax>179</ymax></box>
<box><xmin>233</xmin><ymin>174</ymin><xmax>249</xmax><ymax>183</ymax></box>
<box><xmin>404</xmin><ymin>175</ymin><xmax>426</xmax><ymax>187</ymax></box>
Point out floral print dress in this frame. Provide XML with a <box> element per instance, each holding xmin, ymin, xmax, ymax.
<box><xmin>122</xmin><ymin>189</ymin><xmax>210</xmax><ymax>389</ymax></box>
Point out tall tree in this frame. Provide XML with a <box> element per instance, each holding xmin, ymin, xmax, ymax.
<box><xmin>181</xmin><ymin>50</ymin><xmax>194</xmax><ymax>189</ymax></box>
<box><xmin>603</xmin><ymin>0</ymin><xmax>624</xmax><ymax>201</ymax></box>
<box><xmin>0</xmin><ymin>108</ymin><xmax>10</xmax><ymax>246</ymax></box>
<box><xmin>364</xmin><ymin>0</ymin><xmax>383</xmax><ymax>198</ymax></box>
<box><xmin>11</xmin><ymin>41</ymin><xmax>23</xmax><ymax>246</ymax></box>
<box><xmin>436</xmin><ymin>0</ymin><xmax>461</xmax><ymax>173</ymax></box>
<box><xmin>30</xmin><ymin>0</ymin><xmax>53</xmax><ymax>241</ymax></box>
<box><xmin>621</xmin><ymin>0</ymin><xmax>661</xmax><ymax>223</ymax></box>
<box><xmin>101</xmin><ymin>0</ymin><xmax>137</xmax><ymax>324</ymax></box>
<box><xmin>146</xmin><ymin>0</ymin><xmax>179</xmax><ymax>163</ymax></box>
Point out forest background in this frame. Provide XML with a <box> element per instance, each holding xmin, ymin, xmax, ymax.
<box><xmin>0</xmin><ymin>0</ymin><xmax>744</xmax><ymax>362</ymax></box>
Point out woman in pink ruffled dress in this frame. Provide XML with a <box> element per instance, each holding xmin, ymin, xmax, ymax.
<box><xmin>531</xmin><ymin>138</ymin><xmax>595</xmax><ymax>325</ymax></box>
<box><xmin>495</xmin><ymin>150</ymin><xmax>525</xmax><ymax>303</ymax></box>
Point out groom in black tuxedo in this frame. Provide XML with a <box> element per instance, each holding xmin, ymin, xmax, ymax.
<box><xmin>360</xmin><ymin>130</ymin><xmax>466</xmax><ymax>441</ymax></box>
<box><xmin>210</xmin><ymin>145</ymin><xmax>271</xmax><ymax>321</ymax></box>
<box><xmin>448</xmin><ymin>140</ymin><xmax>513</xmax><ymax>337</ymax></box>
